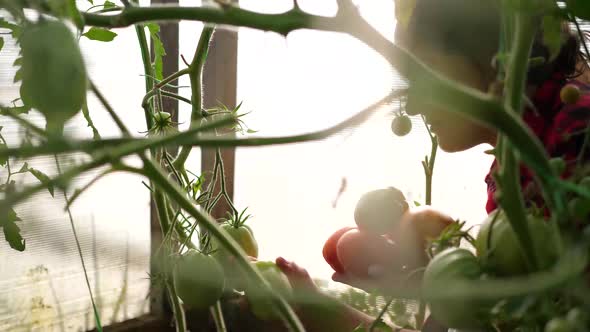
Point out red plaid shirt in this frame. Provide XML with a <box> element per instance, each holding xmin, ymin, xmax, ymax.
<box><xmin>485</xmin><ymin>72</ymin><xmax>590</xmax><ymax>214</ymax></box>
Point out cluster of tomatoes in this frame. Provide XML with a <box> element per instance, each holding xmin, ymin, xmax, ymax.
<box><xmin>173</xmin><ymin>220</ymin><xmax>292</xmax><ymax>320</ymax></box>
<box><xmin>323</xmin><ymin>185</ymin><xmax>590</xmax><ymax>330</ymax></box>
<box><xmin>323</xmin><ymin>187</ymin><xmax>454</xmax><ymax>287</ymax></box>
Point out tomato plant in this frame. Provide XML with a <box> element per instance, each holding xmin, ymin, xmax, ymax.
<box><xmin>354</xmin><ymin>187</ymin><xmax>409</xmax><ymax>235</ymax></box>
<box><xmin>544</xmin><ymin>318</ymin><xmax>574</xmax><ymax>332</ymax></box>
<box><xmin>2</xmin><ymin>0</ymin><xmax>590</xmax><ymax>331</ymax></box>
<box><xmin>173</xmin><ymin>250</ymin><xmax>225</xmax><ymax>309</ymax></box>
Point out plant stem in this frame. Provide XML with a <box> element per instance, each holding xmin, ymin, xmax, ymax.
<box><xmin>166</xmin><ymin>279</ymin><xmax>187</xmax><ymax>332</ymax></box>
<box><xmin>210</xmin><ymin>301</ymin><xmax>228</xmax><ymax>332</ymax></box>
<box><xmin>498</xmin><ymin>14</ymin><xmax>556</xmax><ymax>271</ymax></box>
<box><xmin>54</xmin><ymin>156</ymin><xmax>103</xmax><ymax>332</ymax></box>
<box><xmin>143</xmin><ymin>161</ymin><xmax>305</xmax><ymax>332</ymax></box>
<box><xmin>142</xmin><ymin>68</ymin><xmax>191</xmax><ymax>108</ymax></box>
<box><xmin>369</xmin><ymin>297</ymin><xmax>393</xmax><ymax>332</ymax></box>
<box><xmin>0</xmin><ymin>115</ymin><xmax>237</xmax><ymax>159</ymax></box>
<box><xmin>1</xmin><ymin>106</ymin><xmax>47</xmax><ymax>138</ymax></box>
<box><xmin>160</xmin><ymin>90</ymin><xmax>192</xmax><ymax>106</ymax></box>
<box><xmin>90</xmin><ymin>80</ymin><xmax>131</xmax><ymax>135</ymax></box>
<box><xmin>83</xmin><ymin>5</ymin><xmax>314</xmax><ymax>34</ymax></box>
<box><xmin>0</xmin><ymin>89</ymin><xmax>403</xmax><ymax>159</ymax></box>
<box><xmin>135</xmin><ymin>24</ymin><xmax>155</xmax><ymax>130</ymax></box>
<box><xmin>173</xmin><ymin>26</ymin><xmax>215</xmax><ymax>169</ymax></box>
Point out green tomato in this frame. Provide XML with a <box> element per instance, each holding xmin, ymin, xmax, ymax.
<box><xmin>354</xmin><ymin>187</ymin><xmax>408</xmax><ymax>235</ymax></box>
<box><xmin>545</xmin><ymin>318</ymin><xmax>574</xmax><ymax>332</ymax></box>
<box><xmin>549</xmin><ymin>158</ymin><xmax>567</xmax><ymax>175</ymax></box>
<box><xmin>560</xmin><ymin>84</ymin><xmax>581</xmax><ymax>105</ymax></box>
<box><xmin>391</xmin><ymin>115</ymin><xmax>412</xmax><ymax>136</ymax></box>
<box><xmin>211</xmin><ymin>223</ymin><xmax>258</xmax><ymax>291</ymax></box>
<box><xmin>212</xmin><ymin>223</ymin><xmax>258</xmax><ymax>259</ymax></box>
<box><xmin>173</xmin><ymin>250</ymin><xmax>225</xmax><ymax>309</ymax></box>
<box><xmin>475</xmin><ymin>210</ymin><xmax>558</xmax><ymax>276</ymax></box>
<box><xmin>246</xmin><ymin>261</ymin><xmax>292</xmax><ymax>320</ymax></box>
<box><xmin>422</xmin><ymin>248</ymin><xmax>486</xmax><ymax>329</ymax></box>
<box><xmin>566</xmin><ymin>308</ymin><xmax>588</xmax><ymax>330</ymax></box>
<box><xmin>20</xmin><ymin>20</ymin><xmax>87</xmax><ymax>135</ymax></box>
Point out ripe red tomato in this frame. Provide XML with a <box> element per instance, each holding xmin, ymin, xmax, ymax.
<box><xmin>354</xmin><ymin>187</ymin><xmax>408</xmax><ymax>235</ymax></box>
<box><xmin>388</xmin><ymin>207</ymin><xmax>455</xmax><ymax>270</ymax></box>
<box><xmin>323</xmin><ymin>226</ymin><xmax>355</xmax><ymax>274</ymax></box>
<box><xmin>336</xmin><ymin>229</ymin><xmax>402</xmax><ymax>278</ymax></box>
<box><xmin>405</xmin><ymin>206</ymin><xmax>455</xmax><ymax>240</ymax></box>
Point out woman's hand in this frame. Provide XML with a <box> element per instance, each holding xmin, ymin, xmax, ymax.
<box><xmin>275</xmin><ymin>257</ymin><xmax>321</xmax><ymax>298</ymax></box>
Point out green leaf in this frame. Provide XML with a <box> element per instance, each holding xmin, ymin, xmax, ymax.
<box><xmin>542</xmin><ymin>15</ymin><xmax>562</xmax><ymax>62</ymax></box>
<box><xmin>29</xmin><ymin>168</ymin><xmax>55</xmax><ymax>197</ymax></box>
<box><xmin>13</xmin><ymin>57</ymin><xmax>22</xmax><ymax>67</ymax></box>
<box><xmin>567</xmin><ymin>0</ymin><xmax>590</xmax><ymax>20</ymax></box>
<box><xmin>13</xmin><ymin>68</ymin><xmax>21</xmax><ymax>83</ymax></box>
<box><xmin>414</xmin><ymin>201</ymin><xmax>422</xmax><ymax>207</ymax></box>
<box><xmin>146</xmin><ymin>23</ymin><xmax>166</xmax><ymax>80</ymax></box>
<box><xmin>82</xmin><ymin>102</ymin><xmax>101</xmax><ymax>139</ymax></box>
<box><xmin>18</xmin><ymin>162</ymin><xmax>29</xmax><ymax>172</ymax></box>
<box><xmin>0</xmin><ymin>37</ymin><xmax>4</xmax><ymax>53</ymax></box>
<box><xmin>82</xmin><ymin>27</ymin><xmax>117</xmax><ymax>42</ymax></box>
<box><xmin>0</xmin><ymin>19</ymin><xmax>20</xmax><ymax>39</ymax></box>
<box><xmin>1</xmin><ymin>208</ymin><xmax>25</xmax><ymax>252</ymax></box>
<box><xmin>103</xmin><ymin>0</ymin><xmax>115</xmax><ymax>9</ymax></box>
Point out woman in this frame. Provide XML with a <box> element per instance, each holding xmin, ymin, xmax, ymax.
<box><xmin>275</xmin><ymin>0</ymin><xmax>590</xmax><ymax>330</ymax></box>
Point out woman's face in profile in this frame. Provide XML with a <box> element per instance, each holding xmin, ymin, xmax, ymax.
<box><xmin>403</xmin><ymin>43</ymin><xmax>498</xmax><ymax>152</ymax></box>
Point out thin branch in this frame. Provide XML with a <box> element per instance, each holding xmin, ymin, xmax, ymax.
<box><xmin>90</xmin><ymin>80</ymin><xmax>132</xmax><ymax>136</ymax></box>
<box><xmin>0</xmin><ymin>89</ymin><xmax>403</xmax><ymax>159</ymax></box>
<box><xmin>173</xmin><ymin>26</ymin><xmax>215</xmax><ymax>169</ymax></box>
